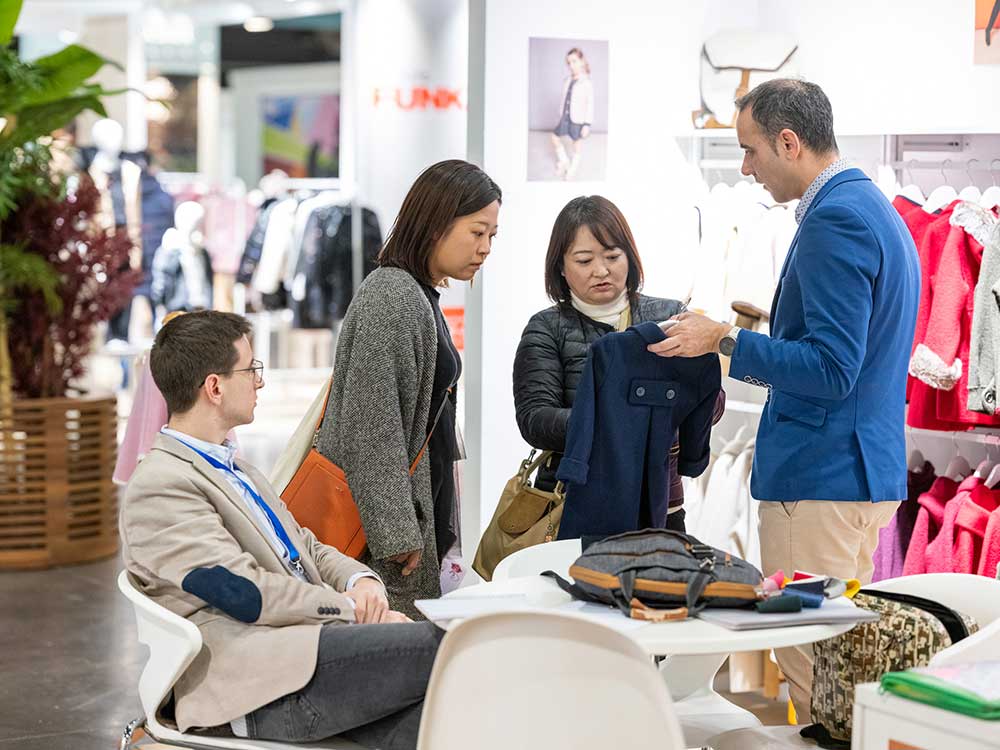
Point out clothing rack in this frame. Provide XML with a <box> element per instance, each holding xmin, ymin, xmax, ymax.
<box><xmin>282</xmin><ymin>178</ymin><xmax>347</xmax><ymax>191</ymax></box>
<box><xmin>909</xmin><ymin>426</ymin><xmax>1000</xmax><ymax>447</ymax></box>
<box><xmin>275</xmin><ymin>178</ymin><xmax>364</xmax><ymax>297</ymax></box>
<box><xmin>888</xmin><ymin>158</ymin><xmax>1000</xmax><ymax>174</ymax></box>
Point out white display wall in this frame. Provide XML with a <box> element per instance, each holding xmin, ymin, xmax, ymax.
<box><xmin>354</xmin><ymin>0</ymin><xmax>469</xmax><ymax>309</ymax></box>
<box><xmin>462</xmin><ymin>0</ymin><xmax>1000</xmax><ymax>562</ymax></box>
<box><xmin>757</xmin><ymin>0</ymin><xmax>1000</xmax><ymax>136</ymax></box>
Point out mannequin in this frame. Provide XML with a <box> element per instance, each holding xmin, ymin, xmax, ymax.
<box><xmin>151</xmin><ymin>201</ymin><xmax>213</xmax><ymax>321</ymax></box>
<box><xmin>90</xmin><ymin>118</ymin><xmax>145</xmax><ymax>342</ymax></box>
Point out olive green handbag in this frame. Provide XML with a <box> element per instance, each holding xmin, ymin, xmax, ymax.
<box><xmin>472</xmin><ymin>449</ymin><xmax>566</xmax><ymax>581</ymax></box>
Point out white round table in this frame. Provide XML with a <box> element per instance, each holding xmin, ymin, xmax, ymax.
<box><xmin>444</xmin><ymin>575</ymin><xmax>855</xmax><ymax>746</ymax></box>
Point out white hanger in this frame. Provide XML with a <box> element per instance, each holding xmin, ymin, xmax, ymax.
<box><xmin>980</xmin><ymin>159</ymin><xmax>1000</xmax><ymax>210</ymax></box>
<box><xmin>944</xmin><ymin>433</ymin><xmax>972</xmax><ymax>482</ymax></box>
<box><xmin>898</xmin><ymin>160</ymin><xmax>925</xmax><ymax>205</ymax></box>
<box><xmin>958</xmin><ymin>159</ymin><xmax>982</xmax><ymax>203</ymax></box>
<box><xmin>907</xmin><ymin>426</ymin><xmax>927</xmax><ymax>472</ymax></box>
<box><xmin>987</xmin><ymin>461</ymin><xmax>1000</xmax><ymax>489</ymax></box>
<box><xmin>923</xmin><ymin>160</ymin><xmax>958</xmax><ymax>213</ymax></box>
<box><xmin>975</xmin><ymin>441</ymin><xmax>996</xmax><ymax>479</ymax></box>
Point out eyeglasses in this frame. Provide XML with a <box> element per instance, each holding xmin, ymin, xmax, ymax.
<box><xmin>230</xmin><ymin>359</ymin><xmax>264</xmax><ymax>383</ymax></box>
<box><xmin>200</xmin><ymin>359</ymin><xmax>264</xmax><ymax>386</ymax></box>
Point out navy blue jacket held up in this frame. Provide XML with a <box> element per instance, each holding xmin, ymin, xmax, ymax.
<box><xmin>556</xmin><ymin>322</ymin><xmax>722</xmax><ymax>539</ymax></box>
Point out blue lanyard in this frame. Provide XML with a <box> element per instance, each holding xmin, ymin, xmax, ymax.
<box><xmin>182</xmin><ymin>441</ymin><xmax>303</xmax><ymax>568</ymax></box>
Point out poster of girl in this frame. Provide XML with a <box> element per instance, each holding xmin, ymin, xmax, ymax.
<box><xmin>550</xmin><ymin>47</ymin><xmax>594</xmax><ymax>179</ymax></box>
<box><xmin>528</xmin><ymin>38</ymin><xmax>608</xmax><ymax>182</ymax></box>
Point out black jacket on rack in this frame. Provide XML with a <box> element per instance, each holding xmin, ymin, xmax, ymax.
<box><xmin>290</xmin><ymin>205</ymin><xmax>383</xmax><ymax>329</ymax></box>
<box><xmin>151</xmin><ymin>241</ymin><xmax>214</xmax><ymax>314</ymax></box>
<box><xmin>237</xmin><ymin>198</ymin><xmax>277</xmax><ymax>285</ymax></box>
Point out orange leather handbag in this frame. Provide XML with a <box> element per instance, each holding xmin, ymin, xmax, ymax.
<box><xmin>282</xmin><ymin>382</ymin><xmax>449</xmax><ymax>559</ymax></box>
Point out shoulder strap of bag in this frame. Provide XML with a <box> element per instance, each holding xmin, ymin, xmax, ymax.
<box><xmin>408</xmin><ymin>386</ymin><xmax>454</xmax><ymax>476</ymax></box>
<box><xmin>521</xmin><ymin>449</ymin><xmax>555</xmax><ymax>478</ymax></box>
<box><xmin>312</xmin><ymin>380</ymin><xmax>451</xmax><ymax>477</ymax></box>
<box><xmin>313</xmin><ymin>380</ymin><xmax>334</xmax><ymax>438</ymax></box>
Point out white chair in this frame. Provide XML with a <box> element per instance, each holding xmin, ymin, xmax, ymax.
<box><xmin>416</xmin><ymin>610</ymin><xmax>687</xmax><ymax>750</ymax></box>
<box><xmin>488</xmin><ymin>537</ymin><xmax>759</xmax><ymax>745</ymax></box>
<box><xmin>117</xmin><ymin>570</ymin><xmax>362</xmax><ymax>750</ymax></box>
<box><xmin>708</xmin><ymin>573</ymin><xmax>1000</xmax><ymax>750</ymax></box>
<box><xmin>490</xmin><ymin>538</ymin><xmax>582</xmax><ymax>581</ymax></box>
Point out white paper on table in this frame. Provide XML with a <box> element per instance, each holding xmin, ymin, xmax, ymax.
<box><xmin>415</xmin><ymin>595</ymin><xmax>533</xmax><ymax>624</ymax></box>
<box><xmin>696</xmin><ymin>595</ymin><xmax>880</xmax><ymax>630</ymax></box>
<box><xmin>553</xmin><ymin>600</ymin><xmax>650</xmax><ymax>632</ymax></box>
<box><xmin>415</xmin><ymin>595</ymin><xmax>651</xmax><ymax>633</ymax></box>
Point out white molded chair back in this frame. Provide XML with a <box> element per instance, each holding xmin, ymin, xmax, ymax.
<box><xmin>117</xmin><ymin>570</ymin><xmax>202</xmax><ymax>726</ymax></box>
<box><xmin>491</xmin><ymin>538</ymin><xmax>582</xmax><ymax>581</ymax></box>
<box><xmin>117</xmin><ymin>570</ymin><xmax>361</xmax><ymax>750</ymax></box>
<box><xmin>869</xmin><ymin>573</ymin><xmax>1000</xmax><ymax>667</ymax></box>
<box><xmin>416</xmin><ymin>610</ymin><xmax>687</xmax><ymax>750</ymax></box>
<box><xmin>869</xmin><ymin>572</ymin><xmax>1000</xmax><ymax>627</ymax></box>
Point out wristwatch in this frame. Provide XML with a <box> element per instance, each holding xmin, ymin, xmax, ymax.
<box><xmin>718</xmin><ymin>325</ymin><xmax>740</xmax><ymax>356</ymax></box>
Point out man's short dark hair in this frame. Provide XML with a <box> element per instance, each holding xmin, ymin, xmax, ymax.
<box><xmin>150</xmin><ymin>311</ymin><xmax>253</xmax><ymax>416</ymax></box>
<box><xmin>735</xmin><ymin>79</ymin><xmax>838</xmax><ymax>155</ymax></box>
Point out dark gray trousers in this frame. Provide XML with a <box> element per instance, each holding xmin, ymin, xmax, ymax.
<box><xmin>247</xmin><ymin>621</ymin><xmax>443</xmax><ymax>749</ymax></box>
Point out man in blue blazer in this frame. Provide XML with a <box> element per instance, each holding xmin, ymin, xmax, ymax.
<box><xmin>649</xmin><ymin>79</ymin><xmax>919</xmax><ymax>717</ymax></box>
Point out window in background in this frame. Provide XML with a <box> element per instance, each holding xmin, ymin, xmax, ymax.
<box><xmin>146</xmin><ymin>73</ymin><xmax>198</xmax><ymax>173</ymax></box>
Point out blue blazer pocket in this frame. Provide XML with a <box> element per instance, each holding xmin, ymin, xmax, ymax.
<box><xmin>773</xmin><ymin>392</ymin><xmax>827</xmax><ymax>428</ymax></box>
<box><xmin>628</xmin><ymin>379</ymin><xmax>680</xmax><ymax>407</ymax></box>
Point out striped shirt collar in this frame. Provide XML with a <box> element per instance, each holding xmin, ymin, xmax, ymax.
<box><xmin>795</xmin><ymin>157</ymin><xmax>852</xmax><ymax>224</ymax></box>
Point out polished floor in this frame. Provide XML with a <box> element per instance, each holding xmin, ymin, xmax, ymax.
<box><xmin>0</xmin><ymin>555</ymin><xmax>787</xmax><ymax>749</ymax></box>
<box><xmin>0</xmin><ymin>555</ymin><xmax>143</xmax><ymax>749</ymax></box>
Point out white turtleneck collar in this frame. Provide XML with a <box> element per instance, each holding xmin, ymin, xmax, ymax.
<box><xmin>570</xmin><ymin>289</ymin><xmax>630</xmax><ymax>327</ymax></box>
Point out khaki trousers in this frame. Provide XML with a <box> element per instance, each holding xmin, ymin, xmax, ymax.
<box><xmin>757</xmin><ymin>499</ymin><xmax>899</xmax><ymax>721</ymax></box>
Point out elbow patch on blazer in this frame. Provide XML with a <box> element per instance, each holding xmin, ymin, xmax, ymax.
<box><xmin>182</xmin><ymin>566</ymin><xmax>262</xmax><ymax>623</ymax></box>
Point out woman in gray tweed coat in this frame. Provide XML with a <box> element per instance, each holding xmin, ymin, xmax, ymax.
<box><xmin>316</xmin><ymin>160</ymin><xmax>501</xmax><ymax>617</ymax></box>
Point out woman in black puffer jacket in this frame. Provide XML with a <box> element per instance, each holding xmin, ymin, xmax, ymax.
<box><xmin>512</xmin><ymin>195</ymin><xmax>723</xmax><ymax>532</ymax></box>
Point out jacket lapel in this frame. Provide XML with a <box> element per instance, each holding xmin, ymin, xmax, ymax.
<box><xmin>236</xmin><ymin>459</ymin><xmax>324</xmax><ymax>583</ymax></box>
<box><xmin>152</xmin><ymin>434</ymin><xmax>288</xmax><ymax>568</ymax></box>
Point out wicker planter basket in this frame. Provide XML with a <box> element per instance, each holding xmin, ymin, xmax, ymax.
<box><xmin>0</xmin><ymin>396</ymin><xmax>118</xmax><ymax>569</ymax></box>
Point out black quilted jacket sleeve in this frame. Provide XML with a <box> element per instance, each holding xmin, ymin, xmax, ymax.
<box><xmin>513</xmin><ymin>309</ymin><xmax>572</xmax><ymax>451</ymax></box>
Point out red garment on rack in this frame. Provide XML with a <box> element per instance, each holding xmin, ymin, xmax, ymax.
<box><xmin>976</xmin><ymin>504</ymin><xmax>1000</xmax><ymax>577</ymax></box>
<box><xmin>923</xmin><ymin>476</ymin><xmax>981</xmax><ymax>573</ymax></box>
<box><xmin>902</xmin><ymin>201</ymin><xmax>1000</xmax><ymax>430</ymax></box>
<box><xmin>953</xmin><ymin>483</ymin><xmax>1000</xmax><ymax>574</ymax></box>
<box><xmin>894</xmin><ymin>200</ymin><xmax>957</xmax><ymax>408</ymax></box>
<box><xmin>901</xmin><ymin>475</ymin><xmax>960</xmax><ymax>575</ymax></box>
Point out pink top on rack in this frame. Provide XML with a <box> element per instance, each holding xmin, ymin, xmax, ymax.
<box><xmin>976</xmin><ymin>505</ymin><xmax>1000</xmax><ymax>578</ymax></box>
<box><xmin>901</xmin><ymin>475</ymin><xmax>960</xmax><ymax>576</ymax></box>
<box><xmin>953</xmin><ymin>483</ymin><xmax>1000</xmax><ymax>575</ymax></box>
<box><xmin>923</xmin><ymin>475</ymin><xmax>982</xmax><ymax>574</ymax></box>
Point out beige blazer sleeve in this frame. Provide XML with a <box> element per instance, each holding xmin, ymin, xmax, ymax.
<box><xmin>122</xmin><ymin>442</ymin><xmax>374</xmax><ymax>627</ymax></box>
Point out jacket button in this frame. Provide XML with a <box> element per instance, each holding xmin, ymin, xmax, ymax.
<box><xmin>317</xmin><ymin>607</ymin><xmax>326</xmax><ymax>615</ymax></box>
<box><xmin>330</xmin><ymin>608</ymin><xmax>340</xmax><ymax>615</ymax></box>
<box><xmin>635</xmin><ymin>387</ymin><xmax>646</xmax><ymax>397</ymax></box>
<box><xmin>666</xmin><ymin>389</ymin><xmax>676</xmax><ymax>400</ymax></box>
<box><xmin>743</xmin><ymin>376</ymin><xmax>751</xmax><ymax>383</ymax></box>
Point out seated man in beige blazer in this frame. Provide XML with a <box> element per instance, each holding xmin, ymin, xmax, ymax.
<box><xmin>121</xmin><ymin>310</ymin><xmax>442</xmax><ymax>749</ymax></box>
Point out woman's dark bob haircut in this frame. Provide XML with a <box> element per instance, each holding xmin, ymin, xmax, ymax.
<box><xmin>378</xmin><ymin>159</ymin><xmax>502</xmax><ymax>285</ymax></box>
<box><xmin>543</xmin><ymin>195</ymin><xmax>644</xmax><ymax>305</ymax></box>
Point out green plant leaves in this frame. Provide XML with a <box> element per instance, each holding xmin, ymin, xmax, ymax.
<box><xmin>0</xmin><ymin>0</ymin><xmax>24</xmax><ymax>47</ymax></box>
<box><xmin>1</xmin><ymin>92</ymin><xmax>108</xmax><ymax>148</ymax></box>
<box><xmin>25</xmin><ymin>45</ymin><xmax>116</xmax><ymax>108</ymax></box>
<box><xmin>0</xmin><ymin>243</ymin><xmax>62</xmax><ymax>315</ymax></box>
